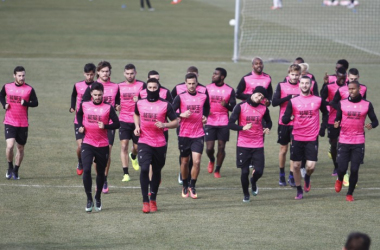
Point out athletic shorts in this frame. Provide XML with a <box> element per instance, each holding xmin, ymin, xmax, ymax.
<box><xmin>4</xmin><ymin>124</ymin><xmax>28</xmax><ymax>145</ymax></box>
<box><xmin>108</xmin><ymin>129</ymin><xmax>116</xmax><ymax>146</ymax></box>
<box><xmin>81</xmin><ymin>143</ymin><xmax>109</xmax><ymax>170</ymax></box>
<box><xmin>178</xmin><ymin>136</ymin><xmax>204</xmax><ymax>157</ymax></box>
<box><xmin>164</xmin><ymin>130</ymin><xmax>169</xmax><ymax>143</ymax></box>
<box><xmin>277</xmin><ymin>124</ymin><xmax>293</xmax><ymax>145</ymax></box>
<box><xmin>336</xmin><ymin>143</ymin><xmax>365</xmax><ymax>165</ymax></box>
<box><xmin>204</xmin><ymin>125</ymin><xmax>230</xmax><ymax>142</ymax></box>
<box><xmin>119</xmin><ymin>121</ymin><xmax>139</xmax><ymax>144</ymax></box>
<box><xmin>138</xmin><ymin>143</ymin><xmax>167</xmax><ymax>170</ymax></box>
<box><xmin>290</xmin><ymin>139</ymin><xmax>318</xmax><ymax>162</ymax></box>
<box><xmin>236</xmin><ymin>146</ymin><xmax>265</xmax><ymax>169</ymax></box>
<box><xmin>327</xmin><ymin>124</ymin><xmax>340</xmax><ymax>139</ymax></box>
<box><xmin>74</xmin><ymin>123</ymin><xmax>84</xmax><ymax>140</ymax></box>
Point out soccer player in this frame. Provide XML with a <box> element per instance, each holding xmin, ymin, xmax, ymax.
<box><xmin>343</xmin><ymin>232</ymin><xmax>371</xmax><ymax>250</ymax></box>
<box><xmin>228</xmin><ymin>87</ymin><xmax>272</xmax><ymax>202</ymax></box>
<box><xmin>205</xmin><ymin>68</ymin><xmax>236</xmax><ymax>178</ymax></box>
<box><xmin>236</xmin><ymin>57</ymin><xmax>272</xmax><ymax>106</ymax></box>
<box><xmin>118</xmin><ymin>64</ymin><xmax>145</xmax><ymax>182</ymax></box>
<box><xmin>0</xmin><ymin>66</ymin><xmax>38</xmax><ymax>180</ymax></box>
<box><xmin>140</xmin><ymin>0</ymin><xmax>154</xmax><ymax>11</ymax></box>
<box><xmin>134</xmin><ymin>78</ymin><xmax>178</xmax><ymax>213</ymax></box>
<box><xmin>272</xmin><ymin>64</ymin><xmax>301</xmax><ymax>187</ymax></box>
<box><xmin>282</xmin><ymin>76</ymin><xmax>328</xmax><ymax>200</ymax></box>
<box><xmin>334</xmin><ymin>81</ymin><xmax>378</xmax><ymax>202</ymax></box>
<box><xmin>82</xmin><ymin>61</ymin><xmax>120</xmax><ymax>194</ymax></box>
<box><xmin>320</xmin><ymin>67</ymin><xmax>347</xmax><ymax>176</ymax></box>
<box><xmin>325</xmin><ymin>59</ymin><xmax>349</xmax><ymax>84</ymax></box>
<box><xmin>76</xmin><ymin>82</ymin><xmax>120</xmax><ymax>212</ymax></box>
<box><xmin>69</xmin><ymin>63</ymin><xmax>96</xmax><ymax>176</ymax></box>
<box><xmin>172</xmin><ymin>73</ymin><xmax>210</xmax><ymax>199</ymax></box>
<box><xmin>171</xmin><ymin>66</ymin><xmax>207</xmax><ymax>185</ymax></box>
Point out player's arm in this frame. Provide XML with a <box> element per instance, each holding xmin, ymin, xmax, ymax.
<box><xmin>330</xmin><ymin>90</ymin><xmax>341</xmax><ymax>110</ymax></box>
<box><xmin>165</xmin><ymin>90</ymin><xmax>173</xmax><ymax>103</ymax></box>
<box><xmin>334</xmin><ymin>102</ymin><xmax>342</xmax><ymax>128</ymax></box>
<box><xmin>281</xmin><ymin>100</ymin><xmax>294</xmax><ymax>125</ymax></box>
<box><xmin>115</xmin><ymin>87</ymin><xmax>120</xmax><ymax>106</ymax></box>
<box><xmin>235</xmin><ymin>78</ymin><xmax>250</xmax><ymax>101</ymax></box>
<box><xmin>133</xmin><ymin>103</ymin><xmax>141</xmax><ymax>136</ymax></box>
<box><xmin>312</xmin><ymin>81</ymin><xmax>319</xmax><ymax>97</ymax></box>
<box><xmin>22</xmin><ymin>88</ymin><xmax>38</xmax><ymax>107</ymax></box>
<box><xmin>172</xmin><ymin>95</ymin><xmax>181</xmax><ymax>117</ymax></box>
<box><xmin>362</xmin><ymin>86</ymin><xmax>367</xmax><ymax>99</ymax></box>
<box><xmin>70</xmin><ymin>85</ymin><xmax>77</xmax><ymax>112</ymax></box>
<box><xmin>320</xmin><ymin>84</ymin><xmax>329</xmax><ymax>106</ymax></box>
<box><xmin>319</xmin><ymin>99</ymin><xmax>329</xmax><ymax>135</ymax></box>
<box><xmin>228</xmin><ymin>104</ymin><xmax>244</xmax><ymax>131</ymax></box>
<box><xmin>104</xmin><ymin>106</ymin><xmax>120</xmax><ymax>130</ymax></box>
<box><xmin>0</xmin><ymin>85</ymin><xmax>7</xmax><ymax>109</ymax></box>
<box><xmin>171</xmin><ymin>86</ymin><xmax>178</xmax><ymax>101</ymax></box>
<box><xmin>76</xmin><ymin>103</ymin><xmax>84</xmax><ymax>130</ymax></box>
<box><xmin>203</xmin><ymin>94</ymin><xmax>210</xmax><ymax>118</ymax></box>
<box><xmin>162</xmin><ymin>103</ymin><xmax>179</xmax><ymax>129</ymax></box>
<box><xmin>272</xmin><ymin>83</ymin><xmax>292</xmax><ymax>107</ymax></box>
<box><xmin>263</xmin><ymin>107</ymin><xmax>272</xmax><ymax>130</ymax></box>
<box><xmin>225</xmin><ymin>89</ymin><xmax>236</xmax><ymax>112</ymax></box>
<box><xmin>366</xmin><ymin>103</ymin><xmax>378</xmax><ymax>129</ymax></box>
<box><xmin>266</xmin><ymin>82</ymin><xmax>273</xmax><ymax>106</ymax></box>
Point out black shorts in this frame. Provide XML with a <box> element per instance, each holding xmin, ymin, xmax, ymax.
<box><xmin>236</xmin><ymin>146</ymin><xmax>265</xmax><ymax>169</ymax></box>
<box><xmin>108</xmin><ymin>129</ymin><xmax>116</xmax><ymax>146</ymax></box>
<box><xmin>138</xmin><ymin>143</ymin><xmax>167</xmax><ymax>170</ymax></box>
<box><xmin>336</xmin><ymin>143</ymin><xmax>365</xmax><ymax>165</ymax></box>
<box><xmin>4</xmin><ymin>125</ymin><xmax>28</xmax><ymax>145</ymax></box>
<box><xmin>204</xmin><ymin>125</ymin><xmax>230</xmax><ymax>142</ymax></box>
<box><xmin>74</xmin><ymin>123</ymin><xmax>84</xmax><ymax>140</ymax></box>
<box><xmin>119</xmin><ymin>122</ymin><xmax>138</xmax><ymax>144</ymax></box>
<box><xmin>178</xmin><ymin>136</ymin><xmax>204</xmax><ymax>157</ymax></box>
<box><xmin>81</xmin><ymin>143</ymin><xmax>109</xmax><ymax>170</ymax></box>
<box><xmin>290</xmin><ymin>139</ymin><xmax>318</xmax><ymax>162</ymax></box>
<box><xmin>327</xmin><ymin>124</ymin><xmax>340</xmax><ymax>140</ymax></box>
<box><xmin>164</xmin><ymin>130</ymin><xmax>169</xmax><ymax>143</ymax></box>
<box><xmin>277</xmin><ymin>124</ymin><xmax>293</xmax><ymax>145</ymax></box>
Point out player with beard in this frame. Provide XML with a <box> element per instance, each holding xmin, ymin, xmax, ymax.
<box><xmin>77</xmin><ymin>82</ymin><xmax>120</xmax><ymax>212</ymax></box>
<box><xmin>69</xmin><ymin>63</ymin><xmax>96</xmax><ymax>176</ymax></box>
<box><xmin>118</xmin><ymin>64</ymin><xmax>146</xmax><ymax>182</ymax></box>
<box><xmin>228</xmin><ymin>87</ymin><xmax>272</xmax><ymax>202</ymax></box>
<box><xmin>320</xmin><ymin>67</ymin><xmax>347</xmax><ymax>176</ymax></box>
<box><xmin>205</xmin><ymin>68</ymin><xmax>236</xmax><ymax>178</ymax></box>
<box><xmin>134</xmin><ymin>78</ymin><xmax>178</xmax><ymax>213</ymax></box>
<box><xmin>172</xmin><ymin>73</ymin><xmax>210</xmax><ymax>199</ymax></box>
<box><xmin>282</xmin><ymin>76</ymin><xmax>328</xmax><ymax>200</ymax></box>
<box><xmin>0</xmin><ymin>66</ymin><xmax>39</xmax><ymax>180</ymax></box>
<box><xmin>235</xmin><ymin>57</ymin><xmax>273</xmax><ymax>106</ymax></box>
<box><xmin>334</xmin><ymin>81</ymin><xmax>378</xmax><ymax>202</ymax></box>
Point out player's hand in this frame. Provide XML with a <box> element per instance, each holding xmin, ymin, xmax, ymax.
<box><xmin>319</xmin><ymin>127</ymin><xmax>326</xmax><ymax>137</ymax></box>
<box><xmin>220</xmin><ymin>99</ymin><xmax>226</xmax><ymax>107</ymax></box>
<box><xmin>334</xmin><ymin>120</ymin><xmax>340</xmax><ymax>128</ymax></box>
<box><xmin>155</xmin><ymin>120</ymin><xmax>165</xmax><ymax>129</ymax></box>
<box><xmin>324</xmin><ymin>72</ymin><xmax>329</xmax><ymax>84</ymax></box>
<box><xmin>365</xmin><ymin>123</ymin><xmax>373</xmax><ymax>130</ymax></box>
<box><xmin>265</xmin><ymin>99</ymin><xmax>270</xmax><ymax>107</ymax></box>
<box><xmin>242</xmin><ymin>123</ymin><xmax>252</xmax><ymax>131</ymax></box>
<box><xmin>133</xmin><ymin>96</ymin><xmax>138</xmax><ymax>102</ymax></box>
<box><xmin>69</xmin><ymin>108</ymin><xmax>75</xmax><ymax>113</ymax></box>
<box><xmin>180</xmin><ymin>110</ymin><xmax>191</xmax><ymax>118</ymax></box>
<box><xmin>5</xmin><ymin>104</ymin><xmax>9</xmax><ymax>110</ymax></box>
<box><xmin>134</xmin><ymin>127</ymin><xmax>140</xmax><ymax>136</ymax></box>
<box><xmin>202</xmin><ymin>115</ymin><xmax>207</xmax><ymax>124</ymax></box>
<box><xmin>291</xmin><ymin>95</ymin><xmax>299</xmax><ymax>98</ymax></box>
<box><xmin>21</xmin><ymin>99</ymin><xmax>25</xmax><ymax>105</ymax></box>
<box><xmin>98</xmin><ymin>121</ymin><xmax>105</xmax><ymax>129</ymax></box>
<box><xmin>263</xmin><ymin>128</ymin><xmax>270</xmax><ymax>135</ymax></box>
<box><xmin>78</xmin><ymin>126</ymin><xmax>84</xmax><ymax>133</ymax></box>
<box><xmin>115</xmin><ymin>104</ymin><xmax>120</xmax><ymax>111</ymax></box>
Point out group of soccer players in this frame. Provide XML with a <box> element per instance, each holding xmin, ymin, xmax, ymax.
<box><xmin>1</xmin><ymin>56</ymin><xmax>377</xmax><ymax>214</ymax></box>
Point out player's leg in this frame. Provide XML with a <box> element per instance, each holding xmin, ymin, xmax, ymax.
<box><xmin>93</xmin><ymin>145</ymin><xmax>109</xmax><ymax>211</ymax></box>
<box><xmin>214</xmin><ymin>126</ymin><xmax>229</xmax><ymax>177</ymax></box>
<box><xmin>120</xmin><ymin>139</ymin><xmax>131</xmax><ymax>181</ymax></box>
<box><xmin>188</xmin><ymin>137</ymin><xmax>204</xmax><ymax>198</ymax></box>
<box><xmin>81</xmin><ymin>143</ymin><xmax>95</xmax><ymax>212</ymax></box>
<box><xmin>137</xmin><ymin>143</ymin><xmax>152</xmax><ymax>212</ymax></box>
<box><xmin>149</xmin><ymin>145</ymin><xmax>166</xmax><ymax>212</ymax></box>
<box><xmin>346</xmin><ymin>144</ymin><xmax>364</xmax><ymax>201</ymax></box>
<box><xmin>5</xmin><ymin>138</ymin><xmax>15</xmax><ymax>179</ymax></box>
<box><xmin>250</xmin><ymin>147</ymin><xmax>265</xmax><ymax>196</ymax></box>
<box><xmin>205</xmin><ymin>125</ymin><xmax>216</xmax><ymax>173</ymax></box>
<box><xmin>12</xmin><ymin>127</ymin><xmax>28</xmax><ymax>179</ymax></box>
<box><xmin>328</xmin><ymin>125</ymin><xmax>340</xmax><ymax>176</ymax></box>
<box><xmin>290</xmin><ymin>140</ymin><xmax>303</xmax><ymax>199</ymax></box>
<box><xmin>303</xmin><ymin>140</ymin><xmax>318</xmax><ymax>192</ymax></box>
<box><xmin>74</xmin><ymin>124</ymin><xmax>84</xmax><ymax>175</ymax></box>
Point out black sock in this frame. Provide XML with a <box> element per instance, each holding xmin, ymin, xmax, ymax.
<box><xmin>296</xmin><ymin>186</ymin><xmax>303</xmax><ymax>193</ymax></box>
<box><xmin>104</xmin><ymin>175</ymin><xmax>108</xmax><ymax>182</ymax></box>
<box><xmin>78</xmin><ymin>158</ymin><xmax>82</xmax><ymax>165</ymax></box>
<box><xmin>190</xmin><ymin>179</ymin><xmax>197</xmax><ymax>188</ymax></box>
<box><xmin>215</xmin><ymin>166</ymin><xmax>221</xmax><ymax>173</ymax></box>
<box><xmin>209</xmin><ymin>156</ymin><xmax>215</xmax><ymax>162</ymax></box>
<box><xmin>123</xmin><ymin>167</ymin><xmax>129</xmax><ymax>175</ymax></box>
<box><xmin>289</xmin><ymin>171</ymin><xmax>294</xmax><ymax>177</ymax></box>
<box><xmin>305</xmin><ymin>174</ymin><xmax>310</xmax><ymax>184</ymax></box>
<box><xmin>280</xmin><ymin>168</ymin><xmax>285</xmax><ymax>174</ymax></box>
<box><xmin>86</xmin><ymin>192</ymin><xmax>93</xmax><ymax>201</ymax></box>
<box><xmin>14</xmin><ymin>165</ymin><xmax>19</xmax><ymax>173</ymax></box>
<box><xmin>131</xmin><ymin>153</ymin><xmax>136</xmax><ymax>160</ymax></box>
<box><xmin>8</xmin><ymin>162</ymin><xmax>13</xmax><ymax>170</ymax></box>
<box><xmin>182</xmin><ymin>179</ymin><xmax>188</xmax><ymax>189</ymax></box>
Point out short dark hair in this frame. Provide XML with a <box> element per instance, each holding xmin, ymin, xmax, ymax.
<box><xmin>300</xmin><ymin>75</ymin><xmax>311</xmax><ymax>83</ymax></box>
<box><xmin>91</xmin><ymin>82</ymin><xmax>104</xmax><ymax>92</ymax></box>
<box><xmin>14</xmin><ymin>66</ymin><xmax>25</xmax><ymax>74</ymax></box>
<box><xmin>337</xmin><ymin>59</ymin><xmax>349</xmax><ymax>70</ymax></box>
<box><xmin>337</xmin><ymin>67</ymin><xmax>347</xmax><ymax>75</ymax></box>
<box><xmin>345</xmin><ymin>232</ymin><xmax>371</xmax><ymax>250</ymax></box>
<box><xmin>215</xmin><ymin>67</ymin><xmax>227</xmax><ymax>78</ymax></box>
<box><xmin>348</xmin><ymin>68</ymin><xmax>359</xmax><ymax>76</ymax></box>
<box><xmin>185</xmin><ymin>72</ymin><xmax>198</xmax><ymax>82</ymax></box>
<box><xmin>295</xmin><ymin>57</ymin><xmax>304</xmax><ymax>63</ymax></box>
<box><xmin>84</xmin><ymin>63</ymin><xmax>96</xmax><ymax>73</ymax></box>
<box><xmin>148</xmin><ymin>70</ymin><xmax>159</xmax><ymax>78</ymax></box>
<box><xmin>147</xmin><ymin>78</ymin><xmax>159</xmax><ymax>85</ymax></box>
<box><xmin>124</xmin><ymin>64</ymin><xmax>136</xmax><ymax>71</ymax></box>
<box><xmin>187</xmin><ymin>66</ymin><xmax>198</xmax><ymax>74</ymax></box>
<box><xmin>348</xmin><ymin>80</ymin><xmax>360</xmax><ymax>88</ymax></box>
